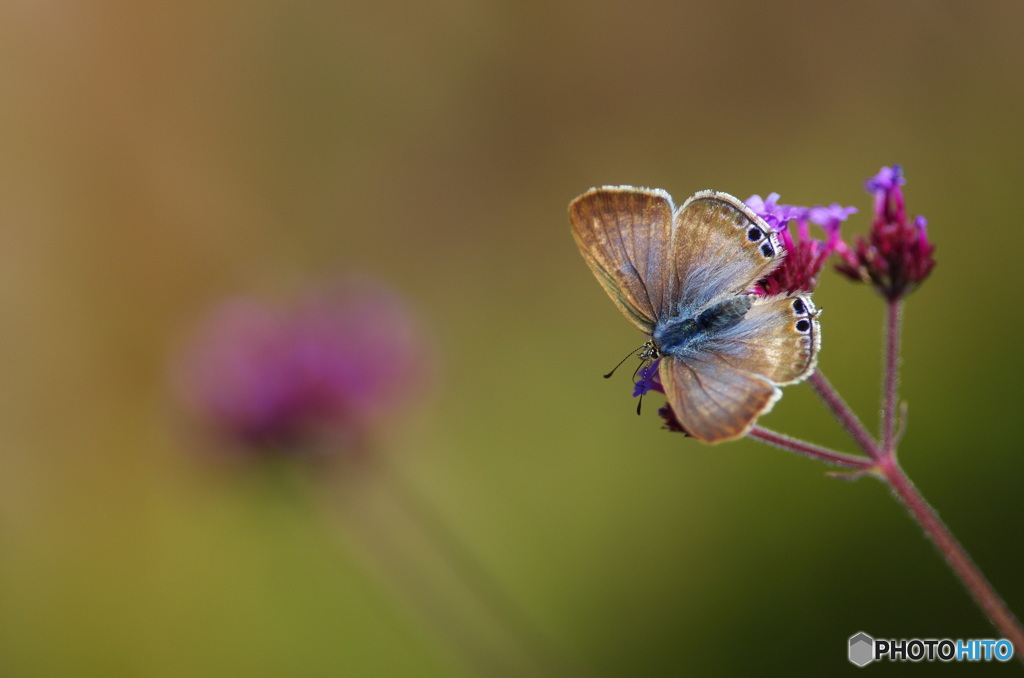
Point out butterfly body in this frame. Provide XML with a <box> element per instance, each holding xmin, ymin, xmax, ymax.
<box><xmin>569</xmin><ymin>186</ymin><xmax>820</xmax><ymax>443</ymax></box>
<box><xmin>653</xmin><ymin>294</ymin><xmax>754</xmax><ymax>354</ymax></box>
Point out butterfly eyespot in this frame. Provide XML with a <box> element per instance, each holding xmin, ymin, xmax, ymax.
<box><xmin>792</xmin><ymin>298</ymin><xmax>806</xmax><ymax>314</ymax></box>
<box><xmin>759</xmin><ymin>241</ymin><xmax>775</xmax><ymax>257</ymax></box>
<box><xmin>795</xmin><ymin>319</ymin><xmax>811</xmax><ymax>332</ymax></box>
<box><xmin>746</xmin><ymin>227</ymin><xmax>762</xmax><ymax>242</ymax></box>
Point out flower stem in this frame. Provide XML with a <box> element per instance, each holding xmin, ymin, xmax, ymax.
<box><xmin>807</xmin><ymin>370</ymin><xmax>881</xmax><ymax>459</ymax></box>
<box><xmin>748</xmin><ymin>426</ymin><xmax>873</xmax><ymax>470</ymax></box>
<box><xmin>882</xmin><ymin>299</ymin><xmax>902</xmax><ymax>456</ymax></box>
<box><xmin>876</xmin><ymin>456</ymin><xmax>1024</xmax><ymax>657</ymax></box>
<box><xmin>372</xmin><ymin>457</ymin><xmax>577</xmax><ymax>677</ymax></box>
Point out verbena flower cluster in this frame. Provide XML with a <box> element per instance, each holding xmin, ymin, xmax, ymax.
<box><xmin>835</xmin><ymin>165</ymin><xmax>936</xmax><ymax>300</ymax></box>
<box><xmin>177</xmin><ymin>277</ymin><xmax>428</xmax><ymax>458</ymax></box>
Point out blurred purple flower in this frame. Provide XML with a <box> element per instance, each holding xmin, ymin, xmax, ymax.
<box><xmin>865</xmin><ymin>165</ymin><xmax>905</xmax><ymax>193</ymax></box>
<box><xmin>835</xmin><ymin>165</ymin><xmax>936</xmax><ymax>300</ymax></box>
<box><xmin>746</xmin><ymin>194</ymin><xmax>857</xmax><ymax>295</ymax></box>
<box><xmin>177</xmin><ymin>277</ymin><xmax>429</xmax><ymax>457</ymax></box>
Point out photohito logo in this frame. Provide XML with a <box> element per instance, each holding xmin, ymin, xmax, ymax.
<box><xmin>848</xmin><ymin>632</ymin><xmax>1014</xmax><ymax>666</ymax></box>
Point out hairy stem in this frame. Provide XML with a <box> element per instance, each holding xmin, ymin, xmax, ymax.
<box><xmin>748</xmin><ymin>426</ymin><xmax>873</xmax><ymax>470</ymax></box>
<box><xmin>877</xmin><ymin>457</ymin><xmax>1024</xmax><ymax>658</ymax></box>
<box><xmin>883</xmin><ymin>300</ymin><xmax>902</xmax><ymax>456</ymax></box>
<box><xmin>807</xmin><ymin>370</ymin><xmax>881</xmax><ymax>459</ymax></box>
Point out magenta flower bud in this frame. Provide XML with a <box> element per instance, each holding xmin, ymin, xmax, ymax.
<box><xmin>176</xmin><ymin>277</ymin><xmax>429</xmax><ymax>459</ymax></box>
<box><xmin>835</xmin><ymin>165</ymin><xmax>936</xmax><ymax>300</ymax></box>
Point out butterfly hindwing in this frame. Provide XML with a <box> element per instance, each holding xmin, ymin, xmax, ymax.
<box><xmin>659</xmin><ymin>352</ymin><xmax>781</xmax><ymax>443</ymax></box>
<box><xmin>668</xmin><ymin>191</ymin><xmax>783</xmax><ymax>315</ymax></box>
<box><xmin>569</xmin><ymin>187</ymin><xmax>675</xmax><ymax>333</ymax></box>
<box><xmin>699</xmin><ymin>293</ymin><xmax>820</xmax><ymax>386</ymax></box>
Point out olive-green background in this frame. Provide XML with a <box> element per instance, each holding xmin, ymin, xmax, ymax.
<box><xmin>2</xmin><ymin>1</ymin><xmax>1022</xmax><ymax>676</ymax></box>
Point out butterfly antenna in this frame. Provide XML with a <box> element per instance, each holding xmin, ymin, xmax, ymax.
<box><xmin>603</xmin><ymin>343</ymin><xmax>648</xmax><ymax>379</ymax></box>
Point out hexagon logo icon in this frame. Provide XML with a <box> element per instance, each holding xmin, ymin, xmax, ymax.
<box><xmin>849</xmin><ymin>632</ymin><xmax>875</xmax><ymax>667</ymax></box>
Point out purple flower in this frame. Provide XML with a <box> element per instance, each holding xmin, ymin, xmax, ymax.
<box><xmin>865</xmin><ymin>164</ymin><xmax>906</xmax><ymax>193</ymax></box>
<box><xmin>744</xmin><ymin>193</ymin><xmax>804</xmax><ymax>230</ymax></box>
<box><xmin>632</xmin><ymin>360</ymin><xmax>662</xmax><ymax>397</ymax></box>
<box><xmin>746</xmin><ymin>194</ymin><xmax>857</xmax><ymax>295</ymax></box>
<box><xmin>835</xmin><ymin>165</ymin><xmax>936</xmax><ymax>300</ymax></box>
<box><xmin>176</xmin><ymin>277</ymin><xmax>429</xmax><ymax>458</ymax></box>
<box><xmin>629</xmin><ymin>361</ymin><xmax>692</xmax><ymax>435</ymax></box>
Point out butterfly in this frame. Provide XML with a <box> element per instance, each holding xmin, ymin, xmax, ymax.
<box><xmin>569</xmin><ymin>186</ymin><xmax>820</xmax><ymax>443</ymax></box>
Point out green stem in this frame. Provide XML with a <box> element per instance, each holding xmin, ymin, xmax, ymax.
<box><xmin>371</xmin><ymin>456</ymin><xmax>579</xmax><ymax>677</ymax></box>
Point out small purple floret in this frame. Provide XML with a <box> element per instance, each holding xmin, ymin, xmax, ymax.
<box><xmin>632</xmin><ymin>360</ymin><xmax>663</xmax><ymax>397</ymax></box>
<box><xmin>745</xmin><ymin>193</ymin><xmax>856</xmax><ymax>295</ymax></box>
<box><xmin>864</xmin><ymin>165</ymin><xmax>905</xmax><ymax>193</ymax></box>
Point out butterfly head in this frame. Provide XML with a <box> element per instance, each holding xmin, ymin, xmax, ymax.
<box><xmin>638</xmin><ymin>340</ymin><xmax>660</xmax><ymax>363</ymax></box>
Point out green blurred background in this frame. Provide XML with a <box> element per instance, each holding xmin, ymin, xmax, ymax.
<box><xmin>2</xmin><ymin>1</ymin><xmax>1023</xmax><ymax>675</ymax></box>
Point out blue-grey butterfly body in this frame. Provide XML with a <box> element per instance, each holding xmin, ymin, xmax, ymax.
<box><xmin>569</xmin><ymin>186</ymin><xmax>819</xmax><ymax>443</ymax></box>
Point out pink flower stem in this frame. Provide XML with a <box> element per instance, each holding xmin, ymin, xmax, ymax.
<box><xmin>748</xmin><ymin>426</ymin><xmax>873</xmax><ymax>470</ymax></box>
<box><xmin>871</xmin><ymin>299</ymin><xmax>1024</xmax><ymax>656</ymax></box>
<box><xmin>882</xmin><ymin>299</ymin><xmax>901</xmax><ymax>455</ymax></box>
<box><xmin>807</xmin><ymin>370</ymin><xmax>882</xmax><ymax>459</ymax></box>
<box><xmin>875</xmin><ymin>455</ymin><xmax>1024</xmax><ymax>657</ymax></box>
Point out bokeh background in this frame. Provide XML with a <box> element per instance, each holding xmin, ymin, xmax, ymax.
<box><xmin>2</xmin><ymin>1</ymin><xmax>1023</xmax><ymax>676</ymax></box>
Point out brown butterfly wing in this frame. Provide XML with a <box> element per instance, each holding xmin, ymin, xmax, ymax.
<box><xmin>659</xmin><ymin>352</ymin><xmax>781</xmax><ymax>443</ymax></box>
<box><xmin>668</xmin><ymin>191</ymin><xmax>783</xmax><ymax>315</ymax></box>
<box><xmin>569</xmin><ymin>187</ymin><xmax>674</xmax><ymax>333</ymax></box>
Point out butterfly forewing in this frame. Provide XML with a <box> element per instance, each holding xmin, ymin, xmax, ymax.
<box><xmin>659</xmin><ymin>353</ymin><xmax>781</xmax><ymax>443</ymax></box>
<box><xmin>668</xmin><ymin>191</ymin><xmax>783</xmax><ymax>315</ymax></box>
<box><xmin>569</xmin><ymin>187</ymin><xmax>675</xmax><ymax>332</ymax></box>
